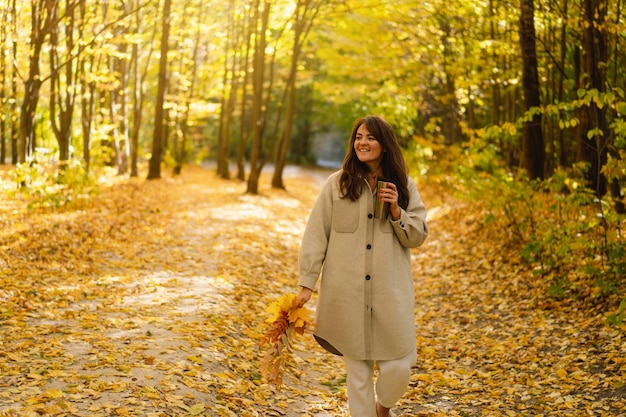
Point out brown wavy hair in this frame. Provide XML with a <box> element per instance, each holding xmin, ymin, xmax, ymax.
<box><xmin>339</xmin><ymin>115</ymin><xmax>409</xmax><ymax>209</ymax></box>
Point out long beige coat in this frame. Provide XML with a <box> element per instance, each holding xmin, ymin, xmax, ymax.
<box><xmin>298</xmin><ymin>171</ymin><xmax>428</xmax><ymax>360</ymax></box>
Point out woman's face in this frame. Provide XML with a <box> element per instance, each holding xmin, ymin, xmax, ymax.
<box><xmin>354</xmin><ymin>123</ymin><xmax>384</xmax><ymax>167</ymax></box>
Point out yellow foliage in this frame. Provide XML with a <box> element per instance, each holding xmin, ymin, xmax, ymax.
<box><xmin>260</xmin><ymin>294</ymin><xmax>312</xmax><ymax>388</ymax></box>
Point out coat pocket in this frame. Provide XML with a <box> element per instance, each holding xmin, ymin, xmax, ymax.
<box><xmin>379</xmin><ymin>218</ymin><xmax>393</xmax><ymax>233</ymax></box>
<box><xmin>332</xmin><ymin>199</ymin><xmax>359</xmax><ymax>233</ymax></box>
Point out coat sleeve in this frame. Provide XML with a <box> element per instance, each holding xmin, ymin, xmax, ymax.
<box><xmin>298</xmin><ymin>177</ymin><xmax>334</xmax><ymax>291</ymax></box>
<box><xmin>390</xmin><ymin>176</ymin><xmax>429</xmax><ymax>248</ymax></box>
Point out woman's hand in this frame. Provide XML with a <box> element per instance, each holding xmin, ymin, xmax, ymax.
<box><xmin>379</xmin><ymin>182</ymin><xmax>401</xmax><ymax>220</ymax></box>
<box><xmin>296</xmin><ymin>287</ymin><xmax>313</xmax><ymax>307</ymax></box>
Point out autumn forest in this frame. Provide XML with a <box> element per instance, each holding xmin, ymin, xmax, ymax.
<box><xmin>1</xmin><ymin>0</ymin><xmax>625</xmax><ymax>416</ymax></box>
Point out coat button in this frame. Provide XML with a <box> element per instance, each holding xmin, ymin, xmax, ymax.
<box><xmin>368</xmin><ymin>213</ymin><xmax>373</xmax><ymax>219</ymax></box>
<box><xmin>366</xmin><ymin>244</ymin><xmax>372</xmax><ymax>250</ymax></box>
<box><xmin>365</xmin><ymin>275</ymin><xmax>371</xmax><ymax>280</ymax></box>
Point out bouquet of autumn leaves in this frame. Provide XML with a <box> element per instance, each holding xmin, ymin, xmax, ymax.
<box><xmin>260</xmin><ymin>294</ymin><xmax>312</xmax><ymax>388</ymax></box>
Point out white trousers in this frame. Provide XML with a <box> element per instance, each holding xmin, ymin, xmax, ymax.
<box><xmin>343</xmin><ymin>348</ymin><xmax>416</xmax><ymax>417</ymax></box>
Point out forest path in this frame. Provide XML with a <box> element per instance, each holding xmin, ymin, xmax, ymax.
<box><xmin>0</xmin><ymin>165</ymin><xmax>624</xmax><ymax>417</ymax></box>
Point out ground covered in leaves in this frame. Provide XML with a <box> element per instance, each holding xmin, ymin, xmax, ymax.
<box><xmin>0</xmin><ymin>165</ymin><xmax>624</xmax><ymax>417</ymax></box>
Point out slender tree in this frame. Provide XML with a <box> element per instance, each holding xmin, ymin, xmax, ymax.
<box><xmin>49</xmin><ymin>0</ymin><xmax>81</xmax><ymax>163</ymax></box>
<box><xmin>236</xmin><ymin>0</ymin><xmax>254</xmax><ymax>181</ymax></box>
<box><xmin>519</xmin><ymin>0</ymin><xmax>545</xmax><ymax>179</ymax></box>
<box><xmin>19</xmin><ymin>0</ymin><xmax>59</xmax><ymax>163</ymax></box>
<box><xmin>9</xmin><ymin>0</ymin><xmax>18</xmax><ymax>164</ymax></box>
<box><xmin>172</xmin><ymin>0</ymin><xmax>206</xmax><ymax>176</ymax></box>
<box><xmin>271</xmin><ymin>0</ymin><xmax>322</xmax><ymax>189</ymax></box>
<box><xmin>0</xmin><ymin>0</ymin><xmax>8</xmax><ymax>164</ymax></box>
<box><xmin>78</xmin><ymin>0</ymin><xmax>96</xmax><ymax>171</ymax></box>
<box><xmin>246</xmin><ymin>0</ymin><xmax>270</xmax><ymax>194</ymax></box>
<box><xmin>147</xmin><ymin>0</ymin><xmax>172</xmax><ymax>180</ymax></box>
<box><xmin>437</xmin><ymin>15</ymin><xmax>463</xmax><ymax>146</ymax></box>
<box><xmin>576</xmin><ymin>0</ymin><xmax>609</xmax><ymax>197</ymax></box>
<box><xmin>217</xmin><ymin>2</ymin><xmax>237</xmax><ymax>179</ymax></box>
<box><xmin>110</xmin><ymin>1</ymin><xmax>132</xmax><ymax>175</ymax></box>
<box><xmin>129</xmin><ymin>0</ymin><xmax>157</xmax><ymax>177</ymax></box>
<box><xmin>216</xmin><ymin>1</ymin><xmax>235</xmax><ymax>180</ymax></box>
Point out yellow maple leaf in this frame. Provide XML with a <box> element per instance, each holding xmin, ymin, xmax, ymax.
<box><xmin>115</xmin><ymin>407</ymin><xmax>131</xmax><ymax>416</ymax></box>
<box><xmin>188</xmin><ymin>403</ymin><xmax>205</xmax><ymax>415</ymax></box>
<box><xmin>43</xmin><ymin>389</ymin><xmax>65</xmax><ymax>399</ymax></box>
<box><xmin>288</xmin><ymin>307</ymin><xmax>311</xmax><ymax>334</ymax></box>
<box><xmin>266</xmin><ymin>294</ymin><xmax>298</xmax><ymax>323</ymax></box>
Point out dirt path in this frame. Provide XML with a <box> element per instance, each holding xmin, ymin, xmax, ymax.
<box><xmin>1</xmin><ymin>165</ymin><xmax>624</xmax><ymax>417</ymax></box>
<box><xmin>1</xmin><ymin>166</ymin><xmax>346</xmax><ymax>417</ymax></box>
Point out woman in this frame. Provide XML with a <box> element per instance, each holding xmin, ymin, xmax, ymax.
<box><xmin>296</xmin><ymin>115</ymin><xmax>429</xmax><ymax>417</ymax></box>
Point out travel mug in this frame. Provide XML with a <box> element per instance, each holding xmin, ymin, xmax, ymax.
<box><xmin>374</xmin><ymin>178</ymin><xmax>390</xmax><ymax>219</ymax></box>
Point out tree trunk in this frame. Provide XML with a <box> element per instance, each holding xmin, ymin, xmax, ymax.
<box><xmin>10</xmin><ymin>0</ymin><xmax>18</xmax><ymax>164</ymax></box>
<box><xmin>130</xmin><ymin>0</ymin><xmax>156</xmax><ymax>177</ymax></box>
<box><xmin>115</xmin><ymin>3</ymin><xmax>131</xmax><ymax>176</ymax></box>
<box><xmin>236</xmin><ymin>3</ymin><xmax>253</xmax><ymax>181</ymax></box>
<box><xmin>272</xmin><ymin>0</ymin><xmax>321</xmax><ymax>189</ymax></box>
<box><xmin>246</xmin><ymin>0</ymin><xmax>270</xmax><ymax>194</ymax></box>
<box><xmin>576</xmin><ymin>0</ymin><xmax>608</xmax><ymax>197</ymax></box>
<box><xmin>130</xmin><ymin>32</ymin><xmax>141</xmax><ymax>178</ymax></box>
<box><xmin>217</xmin><ymin>1</ymin><xmax>234</xmax><ymax>180</ymax></box>
<box><xmin>217</xmin><ymin>3</ymin><xmax>236</xmax><ymax>179</ymax></box>
<box><xmin>0</xmin><ymin>4</ymin><xmax>7</xmax><ymax>164</ymax></box>
<box><xmin>438</xmin><ymin>17</ymin><xmax>462</xmax><ymax>145</ymax></box>
<box><xmin>49</xmin><ymin>0</ymin><xmax>79</xmax><ymax>163</ymax></box>
<box><xmin>519</xmin><ymin>0</ymin><xmax>545</xmax><ymax>179</ymax></box>
<box><xmin>173</xmin><ymin>1</ymin><xmax>204</xmax><ymax>176</ymax></box>
<box><xmin>80</xmin><ymin>67</ymin><xmax>95</xmax><ymax>170</ymax></box>
<box><xmin>19</xmin><ymin>0</ymin><xmax>53</xmax><ymax>163</ymax></box>
<box><xmin>557</xmin><ymin>0</ymin><xmax>570</xmax><ymax>168</ymax></box>
<box><xmin>78</xmin><ymin>0</ymin><xmax>95</xmax><ymax>171</ymax></box>
<box><xmin>147</xmin><ymin>0</ymin><xmax>172</xmax><ymax>180</ymax></box>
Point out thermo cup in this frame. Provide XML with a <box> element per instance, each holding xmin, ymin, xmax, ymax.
<box><xmin>374</xmin><ymin>179</ymin><xmax>390</xmax><ymax>219</ymax></box>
